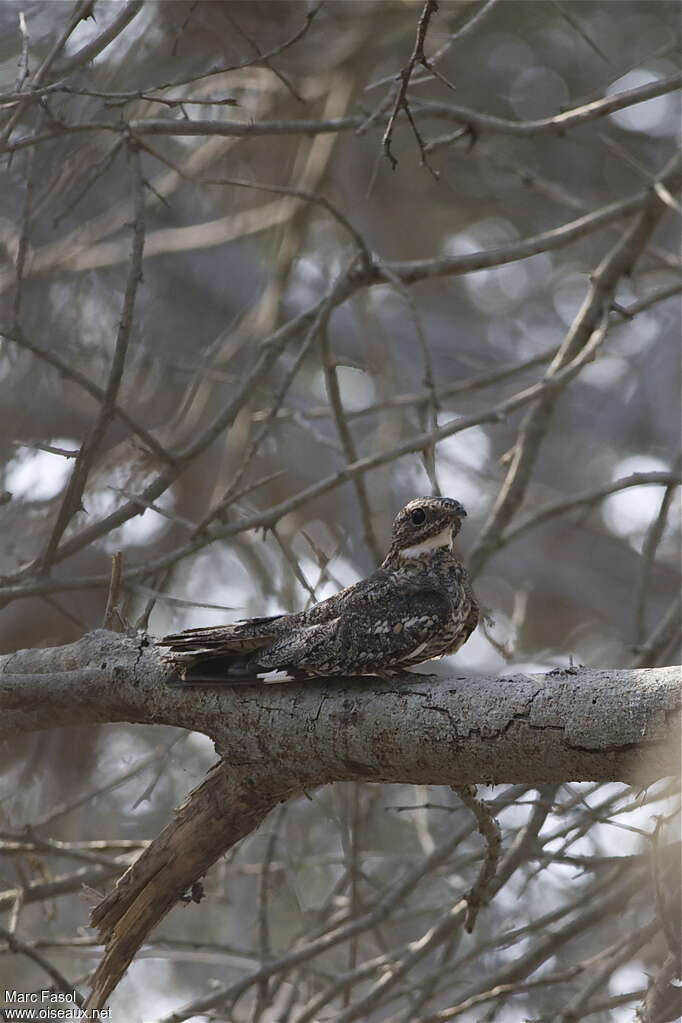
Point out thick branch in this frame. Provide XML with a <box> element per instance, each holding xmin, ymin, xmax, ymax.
<box><xmin>1</xmin><ymin>631</ymin><xmax>678</xmax><ymax>785</ymax></box>
<box><xmin>2</xmin><ymin>631</ymin><xmax>678</xmax><ymax>1010</ymax></box>
<box><xmin>87</xmin><ymin>761</ymin><xmax>295</xmax><ymax>1009</ymax></box>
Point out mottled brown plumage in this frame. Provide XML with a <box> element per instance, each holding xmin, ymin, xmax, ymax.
<box><xmin>160</xmin><ymin>497</ymin><xmax>479</xmax><ymax>684</ymax></box>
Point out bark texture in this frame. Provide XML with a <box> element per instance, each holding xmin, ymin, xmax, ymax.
<box><xmin>1</xmin><ymin>630</ymin><xmax>679</xmax><ymax>1008</ymax></box>
<box><xmin>1</xmin><ymin>630</ymin><xmax>679</xmax><ymax>784</ymax></box>
<box><xmin>86</xmin><ymin>761</ymin><xmax>297</xmax><ymax>1010</ymax></box>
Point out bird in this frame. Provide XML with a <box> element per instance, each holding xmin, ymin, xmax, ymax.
<box><xmin>159</xmin><ymin>496</ymin><xmax>479</xmax><ymax>684</ymax></box>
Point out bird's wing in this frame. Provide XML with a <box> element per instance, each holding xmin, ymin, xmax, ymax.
<box><xmin>157</xmin><ymin>571</ymin><xmax>394</xmax><ymax>656</ymax></box>
<box><xmin>302</xmin><ymin>568</ymin><xmax>423</xmax><ymax>623</ymax></box>
<box><xmin>161</xmin><ymin>571</ymin><xmax>456</xmax><ymax>683</ymax></box>
<box><xmin>159</xmin><ymin>569</ymin><xmax>407</xmax><ymax>656</ymax></box>
<box><xmin>260</xmin><ymin>575</ymin><xmax>452</xmax><ymax>675</ymax></box>
<box><xmin>456</xmin><ymin>599</ymin><xmax>480</xmax><ymax>652</ymax></box>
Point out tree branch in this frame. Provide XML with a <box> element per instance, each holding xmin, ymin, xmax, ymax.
<box><xmin>1</xmin><ymin>630</ymin><xmax>679</xmax><ymax>1010</ymax></box>
<box><xmin>86</xmin><ymin>760</ymin><xmax>295</xmax><ymax>1010</ymax></box>
<box><xmin>1</xmin><ymin>631</ymin><xmax>678</xmax><ymax>782</ymax></box>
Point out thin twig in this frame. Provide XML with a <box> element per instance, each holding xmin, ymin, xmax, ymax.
<box><xmin>193</xmin><ymin>264</ymin><xmax>359</xmax><ymax>537</ymax></box>
<box><xmin>102</xmin><ymin>552</ymin><xmax>123</xmax><ymax>632</ymax></box>
<box><xmin>631</xmin><ymin>593</ymin><xmax>682</xmax><ymax>668</ymax></box>
<box><xmin>15</xmin><ymin>12</ymin><xmax>30</xmax><ymax>94</ymax></box>
<box><xmin>0</xmin><ymin>924</ymin><xmax>85</xmax><ymax>1007</ymax></box>
<box><xmin>382</xmin><ymin>0</ymin><xmax>441</xmax><ymax>175</ymax></box>
<box><xmin>36</xmin><ymin>142</ymin><xmax>146</xmax><ymax>575</ymax></box>
<box><xmin>648</xmin><ymin>817</ymin><xmax>681</xmax><ymax>963</ymax></box>
<box><xmin>137</xmin><ymin>137</ymin><xmax>373</xmax><ymax>270</ymax></box>
<box><xmin>0</xmin><ymin>325</ymin><xmax>174</xmax><ymax>463</ymax></box>
<box><xmin>634</xmin><ymin>453</ymin><xmax>682</xmax><ymax>644</ymax></box>
<box><xmin>469</xmin><ymin>153</ymin><xmax>682</xmax><ymax>578</ymax></box>
<box><xmin>320</xmin><ymin>318</ymin><xmax>382</xmax><ymax>562</ymax></box>
<box><xmin>429</xmin><ymin>0</ymin><xmax>499</xmax><ymax>65</ymax></box>
<box><xmin>171</xmin><ymin>789</ymin><xmax>528</xmax><ymax>1023</ymax></box>
<box><xmin>270</xmin><ymin>525</ymin><xmax>318</xmax><ymax>604</ymax></box>
<box><xmin>251</xmin><ymin>345</ymin><xmax>556</xmax><ymax>425</ymax></box>
<box><xmin>0</xmin><ymin>0</ymin><xmax>97</xmax><ymax>145</ymax></box>
<box><xmin>500</xmin><ymin>472</ymin><xmax>680</xmax><ymax>550</ymax></box>
<box><xmin>4</xmin><ymin>70</ymin><xmax>680</xmax><ymax>161</ymax></box>
<box><xmin>376</xmin><ymin>261</ymin><xmax>441</xmax><ymax>493</ymax></box>
<box><xmin>451</xmin><ymin>785</ymin><xmax>502</xmax><ymax>932</ymax></box>
<box><xmin>250</xmin><ymin>804</ymin><xmax>288</xmax><ymax>1022</ymax></box>
<box><xmin>0</xmin><ymin>323</ymin><xmax>645</xmax><ymax>605</ymax></box>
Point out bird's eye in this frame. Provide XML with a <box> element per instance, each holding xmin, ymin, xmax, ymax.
<box><xmin>410</xmin><ymin>508</ymin><xmax>426</xmax><ymax>525</ymax></box>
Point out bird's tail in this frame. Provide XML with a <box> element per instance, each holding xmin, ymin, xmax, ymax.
<box><xmin>158</xmin><ymin>616</ymin><xmax>289</xmax><ymax>685</ymax></box>
<box><xmin>159</xmin><ymin>615</ymin><xmax>284</xmax><ymax>653</ymax></box>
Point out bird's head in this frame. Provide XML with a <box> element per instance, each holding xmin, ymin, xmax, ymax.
<box><xmin>385</xmin><ymin>497</ymin><xmax>468</xmax><ymax>564</ymax></box>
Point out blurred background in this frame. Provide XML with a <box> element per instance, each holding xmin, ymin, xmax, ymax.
<box><xmin>0</xmin><ymin>2</ymin><xmax>680</xmax><ymax>1021</ymax></box>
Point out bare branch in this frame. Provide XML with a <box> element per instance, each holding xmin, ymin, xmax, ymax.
<box><xmin>469</xmin><ymin>153</ymin><xmax>682</xmax><ymax>577</ymax></box>
<box><xmin>59</xmin><ymin>0</ymin><xmax>144</xmax><ymax>76</ymax></box>
<box><xmin>382</xmin><ymin>0</ymin><xmax>441</xmax><ymax>174</ymax></box>
<box><xmin>632</xmin><ymin>594</ymin><xmax>682</xmax><ymax>669</ymax></box>
<box><xmin>420</xmin><ymin>69</ymin><xmax>682</xmax><ymax>146</ymax></box>
<box><xmin>450</xmin><ymin>785</ymin><xmax>502</xmax><ymax>933</ymax></box>
<box><xmin>0</xmin><ymin>323</ymin><xmax>666</xmax><ymax>605</ymax></box>
<box><xmin>0</xmin><ymin>325</ymin><xmax>174</xmax><ymax>463</ymax></box>
<box><xmin>36</xmin><ymin>144</ymin><xmax>147</xmax><ymax>574</ymax></box>
<box><xmin>4</xmin><ymin>71</ymin><xmax>679</xmax><ymax>158</ymax></box>
<box><xmin>634</xmin><ymin>454</ymin><xmax>682</xmax><ymax>644</ymax></box>
<box><xmin>0</xmin><ymin>8</ymin><xmax>679</xmax><ymax>1019</ymax></box>
<box><xmin>500</xmin><ymin>472</ymin><xmax>680</xmax><ymax>550</ymax></box>
<box><xmin>101</xmin><ymin>551</ymin><xmax>123</xmax><ymax>632</ymax></box>
<box><xmin>0</xmin><ymin>924</ymin><xmax>85</xmax><ymax>1007</ymax></box>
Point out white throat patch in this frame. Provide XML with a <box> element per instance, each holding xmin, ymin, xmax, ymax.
<box><xmin>399</xmin><ymin>526</ymin><xmax>453</xmax><ymax>560</ymax></box>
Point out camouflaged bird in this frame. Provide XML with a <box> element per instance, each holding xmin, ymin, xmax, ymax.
<box><xmin>160</xmin><ymin>497</ymin><xmax>479</xmax><ymax>684</ymax></box>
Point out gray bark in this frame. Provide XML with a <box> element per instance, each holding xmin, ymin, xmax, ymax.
<box><xmin>3</xmin><ymin>629</ymin><xmax>679</xmax><ymax>1009</ymax></box>
<box><xmin>1</xmin><ymin>629</ymin><xmax>679</xmax><ymax>785</ymax></box>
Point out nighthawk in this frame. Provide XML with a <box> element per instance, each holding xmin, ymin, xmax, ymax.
<box><xmin>160</xmin><ymin>497</ymin><xmax>479</xmax><ymax>684</ymax></box>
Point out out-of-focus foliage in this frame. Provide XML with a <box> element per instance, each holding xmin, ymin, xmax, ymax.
<box><xmin>0</xmin><ymin>1</ymin><xmax>679</xmax><ymax>1020</ymax></box>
